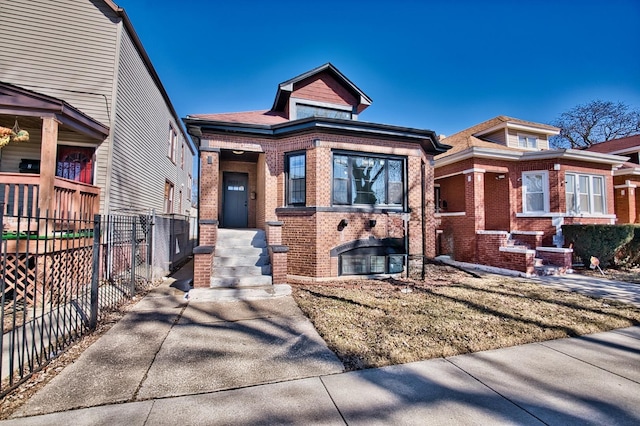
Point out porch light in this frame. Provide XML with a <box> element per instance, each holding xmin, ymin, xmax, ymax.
<box><xmin>338</xmin><ymin>218</ymin><xmax>349</xmax><ymax>230</ymax></box>
<box><xmin>369</xmin><ymin>219</ymin><xmax>377</xmax><ymax>227</ymax></box>
<box><xmin>232</xmin><ymin>150</ymin><xmax>244</xmax><ymax>155</ymax></box>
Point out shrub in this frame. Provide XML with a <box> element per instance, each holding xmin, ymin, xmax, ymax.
<box><xmin>562</xmin><ymin>224</ymin><xmax>639</xmax><ymax>268</ymax></box>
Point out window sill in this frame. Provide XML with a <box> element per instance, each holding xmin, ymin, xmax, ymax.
<box><xmin>276</xmin><ymin>206</ymin><xmax>407</xmax><ymax>216</ymax></box>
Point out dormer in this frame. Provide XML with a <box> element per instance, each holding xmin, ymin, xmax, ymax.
<box><xmin>271</xmin><ymin>63</ymin><xmax>372</xmax><ymax>121</ymax></box>
<box><xmin>472</xmin><ymin>116</ymin><xmax>560</xmax><ymax>151</ymax></box>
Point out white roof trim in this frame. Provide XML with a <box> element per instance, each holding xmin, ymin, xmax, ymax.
<box><xmin>435</xmin><ymin>146</ymin><xmax>627</xmax><ymax>168</ymax></box>
<box><xmin>474</xmin><ymin>121</ymin><xmax>560</xmax><ymax>138</ymax></box>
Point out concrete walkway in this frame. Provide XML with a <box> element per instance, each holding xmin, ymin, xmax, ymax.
<box><xmin>2</xmin><ymin>266</ymin><xmax>640</xmax><ymax>425</ymax></box>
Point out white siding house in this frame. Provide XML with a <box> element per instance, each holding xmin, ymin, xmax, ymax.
<box><xmin>0</xmin><ymin>0</ymin><xmax>195</xmax><ymax>216</ymax></box>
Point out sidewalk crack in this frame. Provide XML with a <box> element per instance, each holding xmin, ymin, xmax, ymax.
<box><xmin>130</xmin><ymin>303</ymin><xmax>188</xmax><ymax>402</ymax></box>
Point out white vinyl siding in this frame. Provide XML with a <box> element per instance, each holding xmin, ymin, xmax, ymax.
<box><xmin>0</xmin><ymin>0</ymin><xmax>118</xmax><ymax>125</ymax></box>
<box><xmin>109</xmin><ymin>29</ymin><xmax>193</xmax><ymax>215</ymax></box>
<box><xmin>0</xmin><ymin>0</ymin><xmax>195</xmax><ymax>216</ymax></box>
<box><xmin>507</xmin><ymin>130</ymin><xmax>550</xmax><ymax>150</ymax></box>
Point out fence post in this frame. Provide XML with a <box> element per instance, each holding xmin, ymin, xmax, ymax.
<box><xmin>90</xmin><ymin>214</ymin><xmax>101</xmax><ymax>329</ymax></box>
<box><xmin>130</xmin><ymin>218</ymin><xmax>137</xmax><ymax>297</ymax></box>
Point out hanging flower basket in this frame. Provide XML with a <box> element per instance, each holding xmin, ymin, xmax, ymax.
<box><xmin>10</xmin><ymin>120</ymin><xmax>29</xmax><ymax>143</ymax></box>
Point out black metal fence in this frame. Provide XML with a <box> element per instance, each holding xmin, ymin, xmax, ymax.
<box><xmin>0</xmin><ymin>210</ymin><xmax>155</xmax><ymax>396</ymax></box>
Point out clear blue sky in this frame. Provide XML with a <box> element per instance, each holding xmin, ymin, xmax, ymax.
<box><xmin>118</xmin><ymin>0</ymin><xmax>640</xmax><ymax>137</ymax></box>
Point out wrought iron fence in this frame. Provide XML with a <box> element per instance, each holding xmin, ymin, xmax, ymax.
<box><xmin>1</xmin><ymin>209</ymin><xmax>153</xmax><ymax>397</ymax></box>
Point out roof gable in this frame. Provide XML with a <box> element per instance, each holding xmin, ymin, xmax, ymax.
<box><xmin>271</xmin><ymin>63</ymin><xmax>372</xmax><ymax>114</ymax></box>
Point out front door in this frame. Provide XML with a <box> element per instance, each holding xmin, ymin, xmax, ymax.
<box><xmin>223</xmin><ymin>172</ymin><xmax>248</xmax><ymax>228</ymax></box>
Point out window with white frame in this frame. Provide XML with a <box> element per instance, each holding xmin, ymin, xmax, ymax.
<box><xmin>565</xmin><ymin>173</ymin><xmax>606</xmax><ymax>214</ymax></box>
<box><xmin>164</xmin><ymin>180</ymin><xmax>174</xmax><ymax>214</ymax></box>
<box><xmin>168</xmin><ymin>124</ymin><xmax>177</xmax><ymax>162</ymax></box>
<box><xmin>522</xmin><ymin>171</ymin><xmax>549</xmax><ymax>213</ymax></box>
<box><xmin>518</xmin><ymin>134</ymin><xmax>538</xmax><ymax>149</ymax></box>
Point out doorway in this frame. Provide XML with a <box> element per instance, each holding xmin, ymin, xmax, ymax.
<box><xmin>223</xmin><ymin>172</ymin><xmax>248</xmax><ymax>228</ymax></box>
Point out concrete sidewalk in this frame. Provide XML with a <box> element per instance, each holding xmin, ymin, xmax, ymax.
<box><xmin>2</xmin><ymin>264</ymin><xmax>640</xmax><ymax>425</ymax></box>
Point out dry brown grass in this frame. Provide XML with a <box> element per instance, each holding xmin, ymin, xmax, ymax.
<box><xmin>291</xmin><ymin>266</ymin><xmax>640</xmax><ymax>371</ymax></box>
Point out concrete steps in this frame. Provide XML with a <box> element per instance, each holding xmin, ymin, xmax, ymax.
<box><xmin>211</xmin><ymin>228</ymin><xmax>273</xmax><ymax>288</ymax></box>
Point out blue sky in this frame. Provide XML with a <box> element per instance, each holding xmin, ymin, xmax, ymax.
<box><xmin>119</xmin><ymin>0</ymin><xmax>640</xmax><ymax>138</ymax></box>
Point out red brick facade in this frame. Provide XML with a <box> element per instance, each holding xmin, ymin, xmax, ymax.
<box><xmin>185</xmin><ymin>64</ymin><xmax>446</xmax><ymax>283</ymax></box>
<box><xmin>434</xmin><ymin>117</ymin><xmax>623</xmax><ymax>273</ymax></box>
<box><xmin>198</xmin><ymin>131</ymin><xmax>437</xmax><ymax>280</ymax></box>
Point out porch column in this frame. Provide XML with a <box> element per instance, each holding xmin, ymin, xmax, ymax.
<box><xmin>39</xmin><ymin>116</ymin><xmax>59</xmax><ymax>217</ymax></box>
<box><xmin>199</xmin><ymin>147</ymin><xmax>220</xmax><ymax>246</ymax></box>
<box><xmin>463</xmin><ymin>168</ymin><xmax>485</xmax><ymax>262</ymax></box>
<box><xmin>614</xmin><ymin>181</ymin><xmax>637</xmax><ymax>224</ymax></box>
<box><xmin>464</xmin><ymin>168</ymin><xmax>486</xmax><ymax>229</ymax></box>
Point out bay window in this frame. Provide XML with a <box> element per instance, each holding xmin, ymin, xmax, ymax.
<box><xmin>566</xmin><ymin>173</ymin><xmax>605</xmax><ymax>214</ymax></box>
<box><xmin>333</xmin><ymin>153</ymin><xmax>404</xmax><ymax>207</ymax></box>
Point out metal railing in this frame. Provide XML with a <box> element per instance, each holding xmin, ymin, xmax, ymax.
<box><xmin>0</xmin><ymin>209</ymin><xmax>152</xmax><ymax>396</ymax></box>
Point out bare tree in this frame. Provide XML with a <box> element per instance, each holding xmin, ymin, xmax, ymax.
<box><xmin>550</xmin><ymin>100</ymin><xmax>640</xmax><ymax>148</ymax></box>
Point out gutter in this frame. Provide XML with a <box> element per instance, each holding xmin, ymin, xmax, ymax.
<box><xmin>183</xmin><ymin>116</ymin><xmax>451</xmax><ymax>155</ymax></box>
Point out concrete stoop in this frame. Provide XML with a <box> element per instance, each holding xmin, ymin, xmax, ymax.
<box><xmin>202</xmin><ymin>228</ymin><xmax>279</xmax><ymax>299</ymax></box>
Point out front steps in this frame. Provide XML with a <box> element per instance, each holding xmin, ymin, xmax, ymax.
<box><xmin>211</xmin><ymin>228</ymin><xmax>273</xmax><ymax>287</ymax></box>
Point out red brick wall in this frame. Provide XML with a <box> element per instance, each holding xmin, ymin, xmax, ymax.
<box><xmin>435</xmin><ymin>156</ymin><xmax>618</xmax><ymax>261</ymax></box>
<box><xmin>484</xmin><ymin>173</ymin><xmax>510</xmax><ymax>230</ymax></box>
<box><xmin>200</xmin><ymin>131</ymin><xmax>436</xmax><ymax>279</ymax></box>
<box><xmin>293</xmin><ymin>72</ymin><xmax>358</xmax><ymax>107</ymax></box>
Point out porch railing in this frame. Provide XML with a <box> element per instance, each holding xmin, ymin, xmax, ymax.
<box><xmin>0</xmin><ymin>173</ymin><xmax>100</xmax><ymax>224</ymax></box>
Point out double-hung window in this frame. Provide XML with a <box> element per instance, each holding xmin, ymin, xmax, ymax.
<box><xmin>286</xmin><ymin>152</ymin><xmax>306</xmax><ymax>205</ymax></box>
<box><xmin>522</xmin><ymin>171</ymin><xmax>549</xmax><ymax>213</ymax></box>
<box><xmin>168</xmin><ymin>124</ymin><xmax>177</xmax><ymax>163</ymax></box>
<box><xmin>333</xmin><ymin>153</ymin><xmax>404</xmax><ymax>207</ymax></box>
<box><xmin>518</xmin><ymin>134</ymin><xmax>538</xmax><ymax>149</ymax></box>
<box><xmin>565</xmin><ymin>173</ymin><xmax>605</xmax><ymax>214</ymax></box>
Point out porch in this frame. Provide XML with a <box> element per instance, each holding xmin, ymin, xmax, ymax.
<box><xmin>0</xmin><ymin>81</ymin><xmax>109</xmax><ymax>227</ymax></box>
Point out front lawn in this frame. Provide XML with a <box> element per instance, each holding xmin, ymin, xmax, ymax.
<box><xmin>291</xmin><ymin>265</ymin><xmax>640</xmax><ymax>370</ymax></box>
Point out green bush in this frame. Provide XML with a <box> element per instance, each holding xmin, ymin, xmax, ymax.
<box><xmin>562</xmin><ymin>224</ymin><xmax>640</xmax><ymax>268</ymax></box>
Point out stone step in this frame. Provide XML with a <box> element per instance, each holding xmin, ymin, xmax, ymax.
<box><xmin>210</xmin><ymin>275</ymin><xmax>273</xmax><ymax>288</ymax></box>
<box><xmin>216</xmin><ymin>237</ymin><xmax>267</xmax><ymax>249</ymax></box>
<box><xmin>214</xmin><ymin>246</ymin><xmax>268</xmax><ymax>257</ymax></box>
<box><xmin>213</xmin><ymin>265</ymin><xmax>272</xmax><ymax>277</ymax></box>
<box><xmin>217</xmin><ymin>229</ymin><xmax>266</xmax><ymax>242</ymax></box>
<box><xmin>534</xmin><ymin>265</ymin><xmax>564</xmax><ymax>276</ymax></box>
<box><xmin>188</xmin><ymin>284</ymin><xmax>291</xmax><ymax>302</ymax></box>
<box><xmin>214</xmin><ymin>255</ymin><xmax>270</xmax><ymax>267</ymax></box>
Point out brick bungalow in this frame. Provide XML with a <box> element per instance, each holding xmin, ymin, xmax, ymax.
<box><xmin>584</xmin><ymin>135</ymin><xmax>640</xmax><ymax>224</ymax></box>
<box><xmin>434</xmin><ymin>116</ymin><xmax>628</xmax><ymax>274</ymax></box>
<box><xmin>184</xmin><ymin>63</ymin><xmax>450</xmax><ymax>283</ymax></box>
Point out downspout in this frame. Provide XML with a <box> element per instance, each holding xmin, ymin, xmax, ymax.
<box><xmin>421</xmin><ymin>160</ymin><xmax>426</xmax><ymax>280</ymax></box>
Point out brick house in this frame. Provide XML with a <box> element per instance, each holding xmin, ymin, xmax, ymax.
<box><xmin>584</xmin><ymin>135</ymin><xmax>640</xmax><ymax>224</ymax></box>
<box><xmin>434</xmin><ymin>116</ymin><xmax>628</xmax><ymax>274</ymax></box>
<box><xmin>184</xmin><ymin>63</ymin><xmax>449</xmax><ymax>284</ymax></box>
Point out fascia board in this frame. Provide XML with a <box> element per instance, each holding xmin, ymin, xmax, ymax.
<box><xmin>522</xmin><ymin>149</ymin><xmax>627</xmax><ymax>166</ymax></box>
<box><xmin>435</xmin><ymin>147</ymin><xmax>523</xmax><ymax>167</ymax></box>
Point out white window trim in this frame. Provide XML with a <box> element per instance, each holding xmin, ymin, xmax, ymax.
<box><xmin>522</xmin><ymin>170</ymin><xmax>549</xmax><ymax>214</ymax></box>
<box><xmin>565</xmin><ymin>172</ymin><xmax>607</xmax><ymax>215</ymax></box>
<box><xmin>517</xmin><ymin>133</ymin><xmax>539</xmax><ymax>150</ymax></box>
